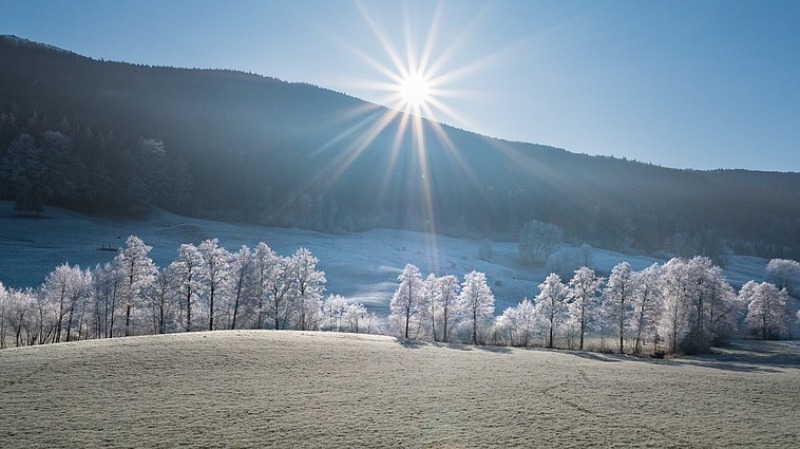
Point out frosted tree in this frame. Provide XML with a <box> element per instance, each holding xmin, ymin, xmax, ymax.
<box><xmin>114</xmin><ymin>236</ymin><xmax>157</xmax><ymax>337</ymax></box>
<box><xmin>684</xmin><ymin>257</ymin><xmax>717</xmax><ymax>350</ymax></box>
<box><xmin>169</xmin><ymin>243</ymin><xmax>205</xmax><ymax>332</ymax></box>
<box><xmin>93</xmin><ymin>262</ymin><xmax>124</xmax><ymax>338</ymax></box>
<box><xmin>266</xmin><ymin>254</ymin><xmax>294</xmax><ymax>330</ymax></box>
<box><xmin>458</xmin><ymin>271</ymin><xmax>495</xmax><ymax>345</ymax></box>
<box><xmin>629</xmin><ymin>264</ymin><xmax>663</xmax><ymax>355</ymax></box>
<box><xmin>197</xmin><ymin>239</ymin><xmax>231</xmax><ymax>331</ymax></box>
<box><xmin>66</xmin><ymin>266</ymin><xmax>93</xmax><ymax>342</ymax></box>
<box><xmin>427</xmin><ymin>274</ymin><xmax>460</xmax><ymax>342</ymax></box>
<box><xmin>228</xmin><ymin>245</ymin><xmax>254</xmax><ymax>330</ymax></box>
<box><xmin>288</xmin><ymin>248</ymin><xmax>325</xmax><ymax>330</ymax></box>
<box><xmin>423</xmin><ymin>274</ymin><xmax>438</xmax><ymax>341</ymax></box>
<box><xmin>602</xmin><ymin>262</ymin><xmax>635</xmax><ymax>353</ymax></box>
<box><xmin>766</xmin><ymin>259</ymin><xmax>800</xmax><ymax>296</ymax></box>
<box><xmin>498</xmin><ymin>298</ymin><xmax>536</xmax><ymax>346</ymax></box>
<box><xmin>38</xmin><ymin>264</ymin><xmax>65</xmax><ymax>343</ymax></box>
<box><xmin>252</xmin><ymin>242</ymin><xmax>278</xmax><ymax>329</ymax></box>
<box><xmin>389</xmin><ymin>264</ymin><xmax>425</xmax><ymax>339</ymax></box>
<box><xmin>655</xmin><ymin>257</ymin><xmax>738</xmax><ymax>354</ymax></box>
<box><xmin>659</xmin><ymin>258</ymin><xmax>690</xmax><ymax>353</ymax></box>
<box><xmin>4</xmin><ymin>288</ymin><xmax>37</xmax><ymax>346</ymax></box>
<box><xmin>534</xmin><ymin>273</ymin><xmax>569</xmax><ymax>349</ymax></box>
<box><xmin>694</xmin><ymin>258</ymin><xmax>739</xmax><ymax>346</ymax></box>
<box><xmin>40</xmin><ymin>263</ymin><xmax>92</xmax><ymax>343</ymax></box>
<box><xmin>322</xmin><ymin>294</ymin><xmax>349</xmax><ymax>331</ymax></box>
<box><xmin>146</xmin><ymin>267</ymin><xmax>174</xmax><ymax>335</ymax></box>
<box><xmin>742</xmin><ymin>281</ymin><xmax>789</xmax><ymax>340</ymax></box>
<box><xmin>518</xmin><ymin>220</ymin><xmax>563</xmax><ymax>266</ymax></box>
<box><xmin>344</xmin><ymin>302</ymin><xmax>369</xmax><ymax>333</ymax></box>
<box><xmin>567</xmin><ymin>267</ymin><xmax>603</xmax><ymax>350</ymax></box>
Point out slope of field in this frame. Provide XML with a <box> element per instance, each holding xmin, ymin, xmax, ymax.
<box><xmin>0</xmin><ymin>332</ymin><xmax>798</xmax><ymax>448</ymax></box>
<box><xmin>0</xmin><ymin>200</ymin><xmax>767</xmax><ymax>313</ymax></box>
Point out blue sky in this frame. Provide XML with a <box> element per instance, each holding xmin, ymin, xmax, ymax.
<box><xmin>1</xmin><ymin>0</ymin><xmax>798</xmax><ymax>172</ymax></box>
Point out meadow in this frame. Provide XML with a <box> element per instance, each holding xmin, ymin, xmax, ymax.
<box><xmin>1</xmin><ymin>331</ymin><xmax>798</xmax><ymax>448</ymax></box>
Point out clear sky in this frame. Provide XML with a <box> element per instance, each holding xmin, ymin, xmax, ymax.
<box><xmin>1</xmin><ymin>0</ymin><xmax>799</xmax><ymax>172</ymax></box>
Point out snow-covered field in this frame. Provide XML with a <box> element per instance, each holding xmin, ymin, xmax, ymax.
<box><xmin>0</xmin><ymin>201</ymin><xmax>768</xmax><ymax>314</ymax></box>
<box><xmin>0</xmin><ymin>331</ymin><xmax>798</xmax><ymax>449</ymax></box>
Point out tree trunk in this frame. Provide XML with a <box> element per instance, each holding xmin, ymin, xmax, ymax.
<box><xmin>431</xmin><ymin>299</ymin><xmax>437</xmax><ymax>342</ymax></box>
<box><xmin>231</xmin><ymin>279</ymin><xmax>243</xmax><ymax>330</ymax></box>
<box><xmin>209</xmin><ymin>284</ymin><xmax>215</xmax><ymax>331</ymax></box>
<box><xmin>274</xmin><ymin>297</ymin><xmax>280</xmax><ymax>330</ymax></box>
<box><xmin>579</xmin><ymin>301</ymin><xmax>586</xmax><ymax>351</ymax></box>
<box><xmin>159</xmin><ymin>301</ymin><xmax>165</xmax><ymax>334</ymax></box>
<box><xmin>16</xmin><ymin>320</ymin><xmax>23</xmax><ymax>347</ymax></box>
<box><xmin>404</xmin><ymin>283</ymin><xmax>411</xmax><ymax>339</ymax></box>
<box><xmin>65</xmin><ymin>305</ymin><xmax>75</xmax><ymax>342</ymax></box>
<box><xmin>108</xmin><ymin>284</ymin><xmax>118</xmax><ymax>338</ymax></box>
<box><xmin>442</xmin><ymin>306</ymin><xmax>448</xmax><ymax>343</ymax></box>
<box><xmin>618</xmin><ymin>302</ymin><xmax>625</xmax><ymax>354</ymax></box>
<box><xmin>472</xmin><ymin>300</ymin><xmax>478</xmax><ymax>345</ymax></box>
<box><xmin>125</xmin><ymin>304</ymin><xmax>132</xmax><ymax>337</ymax></box>
<box><xmin>185</xmin><ymin>285</ymin><xmax>192</xmax><ymax>332</ymax></box>
<box><xmin>404</xmin><ymin>302</ymin><xmax>410</xmax><ymax>339</ymax></box>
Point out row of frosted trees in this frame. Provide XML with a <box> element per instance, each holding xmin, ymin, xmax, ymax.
<box><xmin>1</xmin><ymin>236</ymin><xmax>797</xmax><ymax>354</ymax></box>
<box><xmin>0</xmin><ymin>236</ymin><xmax>381</xmax><ymax>348</ymax></box>
<box><xmin>388</xmin><ymin>257</ymin><xmax>798</xmax><ymax>355</ymax></box>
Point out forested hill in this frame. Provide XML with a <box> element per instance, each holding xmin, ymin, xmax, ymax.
<box><xmin>1</xmin><ymin>35</ymin><xmax>799</xmax><ymax>260</ymax></box>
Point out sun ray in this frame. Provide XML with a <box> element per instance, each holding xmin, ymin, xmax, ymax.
<box><xmin>311</xmin><ymin>2</ymin><xmax>537</xmax><ymax>271</ymax></box>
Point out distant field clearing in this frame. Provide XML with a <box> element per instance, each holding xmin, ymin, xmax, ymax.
<box><xmin>1</xmin><ymin>331</ymin><xmax>798</xmax><ymax>448</ymax></box>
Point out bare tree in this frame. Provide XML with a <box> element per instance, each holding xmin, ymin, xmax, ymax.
<box><xmin>742</xmin><ymin>281</ymin><xmax>789</xmax><ymax>340</ymax></box>
<box><xmin>534</xmin><ymin>273</ymin><xmax>568</xmax><ymax>349</ymax></box>
<box><xmin>458</xmin><ymin>271</ymin><xmax>495</xmax><ymax>345</ymax></box>
<box><xmin>114</xmin><ymin>236</ymin><xmax>157</xmax><ymax>337</ymax></box>
<box><xmin>426</xmin><ymin>274</ymin><xmax>460</xmax><ymax>342</ymax></box>
<box><xmin>197</xmin><ymin>239</ymin><xmax>231</xmax><ymax>331</ymax></box>
<box><xmin>288</xmin><ymin>248</ymin><xmax>326</xmax><ymax>331</ymax></box>
<box><xmin>229</xmin><ymin>246</ymin><xmax>254</xmax><ymax>330</ymax></box>
<box><xmin>567</xmin><ymin>267</ymin><xmax>603</xmax><ymax>350</ymax></box>
<box><xmin>389</xmin><ymin>264</ymin><xmax>425</xmax><ymax>339</ymax></box>
<box><xmin>518</xmin><ymin>220</ymin><xmax>563</xmax><ymax>266</ymax></box>
<box><xmin>170</xmin><ymin>243</ymin><xmax>205</xmax><ymax>332</ymax></box>
<box><xmin>602</xmin><ymin>262</ymin><xmax>635</xmax><ymax>354</ymax></box>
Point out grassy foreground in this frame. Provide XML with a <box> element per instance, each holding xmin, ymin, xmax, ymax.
<box><xmin>1</xmin><ymin>332</ymin><xmax>798</xmax><ymax>448</ymax></box>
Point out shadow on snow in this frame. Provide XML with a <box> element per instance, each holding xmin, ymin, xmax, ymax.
<box><xmin>393</xmin><ymin>338</ymin><xmax>513</xmax><ymax>354</ymax></box>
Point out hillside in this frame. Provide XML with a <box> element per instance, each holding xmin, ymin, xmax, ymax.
<box><xmin>2</xmin><ymin>35</ymin><xmax>800</xmax><ymax>260</ymax></box>
<box><xmin>1</xmin><ymin>331</ymin><xmax>799</xmax><ymax>448</ymax></box>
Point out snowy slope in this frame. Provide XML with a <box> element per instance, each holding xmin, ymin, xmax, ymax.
<box><xmin>0</xmin><ymin>201</ymin><xmax>768</xmax><ymax>314</ymax></box>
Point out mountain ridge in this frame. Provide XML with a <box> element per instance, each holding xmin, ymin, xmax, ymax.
<box><xmin>1</xmin><ymin>35</ymin><xmax>799</xmax><ymax>260</ymax></box>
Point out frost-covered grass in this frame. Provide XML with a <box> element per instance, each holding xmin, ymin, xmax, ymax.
<box><xmin>0</xmin><ymin>331</ymin><xmax>798</xmax><ymax>448</ymax></box>
<box><xmin>0</xmin><ymin>201</ymin><xmax>768</xmax><ymax>314</ymax></box>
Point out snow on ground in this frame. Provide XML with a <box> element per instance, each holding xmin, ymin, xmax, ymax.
<box><xmin>0</xmin><ymin>201</ymin><xmax>769</xmax><ymax>314</ymax></box>
<box><xmin>2</xmin><ymin>331</ymin><xmax>799</xmax><ymax>449</ymax></box>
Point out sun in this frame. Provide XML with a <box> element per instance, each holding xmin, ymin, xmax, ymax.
<box><xmin>398</xmin><ymin>72</ymin><xmax>432</xmax><ymax>113</ymax></box>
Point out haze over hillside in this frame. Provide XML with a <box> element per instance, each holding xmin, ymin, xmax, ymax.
<box><xmin>2</xmin><ymin>35</ymin><xmax>799</xmax><ymax>261</ymax></box>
